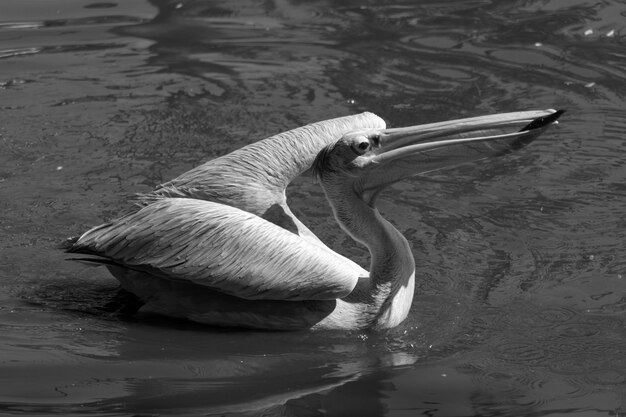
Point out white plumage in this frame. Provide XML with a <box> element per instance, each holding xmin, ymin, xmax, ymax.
<box><xmin>68</xmin><ymin>109</ymin><xmax>563</xmax><ymax>330</ymax></box>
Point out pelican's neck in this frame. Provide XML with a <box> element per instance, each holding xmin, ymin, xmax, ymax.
<box><xmin>323</xmin><ymin>182</ymin><xmax>415</xmax><ymax>328</ymax></box>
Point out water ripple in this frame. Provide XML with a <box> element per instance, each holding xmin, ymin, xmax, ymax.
<box><xmin>1</xmin><ymin>1</ymin><xmax>626</xmax><ymax>415</ymax></box>
<box><xmin>0</xmin><ymin>47</ymin><xmax>40</xmax><ymax>59</ymax></box>
<box><xmin>494</xmin><ymin>341</ymin><xmax>552</xmax><ymax>365</ymax></box>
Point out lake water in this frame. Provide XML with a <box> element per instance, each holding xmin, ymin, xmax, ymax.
<box><xmin>1</xmin><ymin>0</ymin><xmax>625</xmax><ymax>416</ymax></box>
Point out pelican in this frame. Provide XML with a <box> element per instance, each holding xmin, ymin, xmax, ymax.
<box><xmin>67</xmin><ymin>109</ymin><xmax>563</xmax><ymax>330</ymax></box>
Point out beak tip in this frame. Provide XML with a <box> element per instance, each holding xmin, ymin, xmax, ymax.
<box><xmin>508</xmin><ymin>109</ymin><xmax>565</xmax><ymax>151</ymax></box>
<box><xmin>519</xmin><ymin>109</ymin><xmax>566</xmax><ymax>132</ymax></box>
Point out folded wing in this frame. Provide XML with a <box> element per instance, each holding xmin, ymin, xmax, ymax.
<box><xmin>68</xmin><ymin>198</ymin><xmax>362</xmax><ymax>301</ymax></box>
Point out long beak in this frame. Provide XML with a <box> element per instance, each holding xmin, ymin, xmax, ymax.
<box><xmin>358</xmin><ymin>109</ymin><xmax>564</xmax><ymax>202</ymax></box>
<box><xmin>378</xmin><ymin>109</ymin><xmax>563</xmax><ymax>157</ymax></box>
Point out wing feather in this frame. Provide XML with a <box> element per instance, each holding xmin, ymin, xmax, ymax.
<box><xmin>69</xmin><ymin>198</ymin><xmax>361</xmax><ymax>301</ymax></box>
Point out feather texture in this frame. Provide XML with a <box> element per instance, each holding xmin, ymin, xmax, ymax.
<box><xmin>65</xmin><ymin>109</ymin><xmax>562</xmax><ymax>330</ymax></box>
<box><xmin>135</xmin><ymin>112</ymin><xmax>386</xmax><ymax>213</ymax></box>
<box><xmin>69</xmin><ymin>198</ymin><xmax>363</xmax><ymax>301</ymax></box>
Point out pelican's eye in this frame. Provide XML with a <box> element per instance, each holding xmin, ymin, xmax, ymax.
<box><xmin>352</xmin><ymin>138</ymin><xmax>370</xmax><ymax>155</ymax></box>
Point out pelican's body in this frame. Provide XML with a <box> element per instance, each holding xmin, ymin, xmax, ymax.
<box><xmin>68</xmin><ymin>109</ymin><xmax>562</xmax><ymax>330</ymax></box>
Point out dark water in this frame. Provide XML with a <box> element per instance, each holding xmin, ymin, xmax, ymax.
<box><xmin>1</xmin><ymin>0</ymin><xmax>625</xmax><ymax>416</ymax></box>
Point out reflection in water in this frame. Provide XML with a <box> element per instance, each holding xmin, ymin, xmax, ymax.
<box><xmin>1</xmin><ymin>310</ymin><xmax>419</xmax><ymax>415</ymax></box>
<box><xmin>0</xmin><ymin>0</ymin><xmax>625</xmax><ymax>415</ymax></box>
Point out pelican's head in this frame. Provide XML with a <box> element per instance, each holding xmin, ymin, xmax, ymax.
<box><xmin>313</xmin><ymin>109</ymin><xmax>564</xmax><ymax>206</ymax></box>
<box><xmin>312</xmin><ymin>130</ymin><xmax>383</xmax><ymax>178</ymax></box>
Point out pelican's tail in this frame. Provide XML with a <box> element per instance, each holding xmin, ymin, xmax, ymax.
<box><xmin>58</xmin><ymin>235</ymin><xmax>80</xmax><ymax>250</ymax></box>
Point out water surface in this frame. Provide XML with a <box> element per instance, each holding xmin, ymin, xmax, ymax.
<box><xmin>1</xmin><ymin>0</ymin><xmax>625</xmax><ymax>416</ymax></box>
